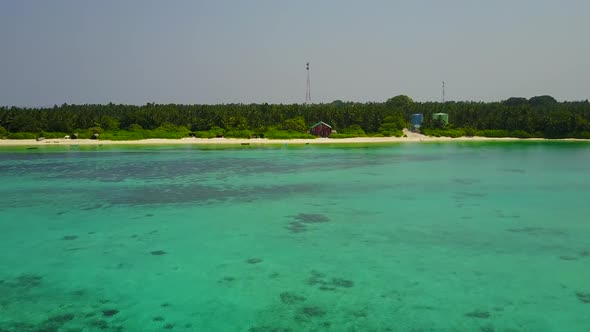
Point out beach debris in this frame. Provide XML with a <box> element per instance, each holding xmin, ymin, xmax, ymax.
<box><xmin>102</xmin><ymin>309</ymin><xmax>119</xmax><ymax>317</ymax></box>
<box><xmin>465</xmin><ymin>311</ymin><xmax>490</xmax><ymax>319</ymax></box>
<box><xmin>63</xmin><ymin>235</ymin><xmax>78</xmax><ymax>241</ymax></box>
<box><xmin>150</xmin><ymin>250</ymin><xmax>167</xmax><ymax>256</ymax></box>
<box><xmin>576</xmin><ymin>292</ymin><xmax>590</xmax><ymax>303</ymax></box>
<box><xmin>280</xmin><ymin>292</ymin><xmax>306</xmax><ymax>305</ymax></box>
<box><xmin>246</xmin><ymin>257</ymin><xmax>263</xmax><ymax>264</ymax></box>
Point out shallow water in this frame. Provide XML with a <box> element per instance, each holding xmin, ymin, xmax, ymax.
<box><xmin>1</xmin><ymin>142</ymin><xmax>589</xmax><ymax>332</ymax></box>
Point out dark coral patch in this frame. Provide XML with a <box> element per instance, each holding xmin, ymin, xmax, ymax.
<box><xmin>286</xmin><ymin>213</ymin><xmax>330</xmax><ymax>233</ymax></box>
<box><xmin>280</xmin><ymin>292</ymin><xmax>306</xmax><ymax>305</ymax></box>
<box><xmin>249</xmin><ymin>327</ymin><xmax>293</xmax><ymax>332</ymax></box>
<box><xmin>560</xmin><ymin>256</ymin><xmax>578</xmax><ymax>261</ymax></box>
<box><xmin>576</xmin><ymin>292</ymin><xmax>590</xmax><ymax>303</ymax></box>
<box><xmin>246</xmin><ymin>258</ymin><xmax>263</xmax><ymax>264</ymax></box>
<box><xmin>45</xmin><ymin>313</ymin><xmax>75</xmax><ymax>324</ymax></box>
<box><xmin>89</xmin><ymin>319</ymin><xmax>109</xmax><ymax>329</ymax></box>
<box><xmin>150</xmin><ymin>250</ymin><xmax>167</xmax><ymax>256</ymax></box>
<box><xmin>153</xmin><ymin>316</ymin><xmax>165</xmax><ymax>322</ymax></box>
<box><xmin>63</xmin><ymin>235</ymin><xmax>78</xmax><ymax>240</ymax></box>
<box><xmin>331</xmin><ymin>278</ymin><xmax>354</xmax><ymax>288</ymax></box>
<box><xmin>306</xmin><ymin>271</ymin><xmax>354</xmax><ymax>291</ymax></box>
<box><xmin>465</xmin><ymin>311</ymin><xmax>490</xmax><ymax>319</ymax></box>
<box><xmin>102</xmin><ymin>309</ymin><xmax>119</xmax><ymax>317</ymax></box>
<box><xmin>295</xmin><ymin>306</ymin><xmax>327</xmax><ymax>322</ymax></box>
<box><xmin>293</xmin><ymin>213</ymin><xmax>330</xmax><ymax>223</ymax></box>
<box><xmin>285</xmin><ymin>222</ymin><xmax>307</xmax><ymax>233</ymax></box>
<box><xmin>480</xmin><ymin>324</ymin><xmax>495</xmax><ymax>332</ymax></box>
<box><xmin>12</xmin><ymin>274</ymin><xmax>43</xmax><ymax>288</ymax></box>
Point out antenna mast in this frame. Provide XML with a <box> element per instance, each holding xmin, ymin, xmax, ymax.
<box><xmin>305</xmin><ymin>62</ymin><xmax>311</xmax><ymax>105</ymax></box>
<box><xmin>442</xmin><ymin>81</ymin><xmax>446</xmax><ymax>103</ymax></box>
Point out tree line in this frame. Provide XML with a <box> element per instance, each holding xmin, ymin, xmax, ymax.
<box><xmin>0</xmin><ymin>95</ymin><xmax>589</xmax><ymax>139</ymax></box>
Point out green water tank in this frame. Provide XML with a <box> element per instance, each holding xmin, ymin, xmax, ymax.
<box><xmin>432</xmin><ymin>113</ymin><xmax>449</xmax><ymax>125</ymax></box>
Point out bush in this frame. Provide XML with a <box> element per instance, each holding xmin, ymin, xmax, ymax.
<box><xmin>265</xmin><ymin>129</ymin><xmax>315</xmax><ymax>139</ymax></box>
<box><xmin>7</xmin><ymin>132</ymin><xmax>37</xmax><ymax>139</ymax></box>
<box><xmin>88</xmin><ymin>126</ymin><xmax>104</xmax><ymax>134</ymax></box>
<box><xmin>378</xmin><ymin>129</ymin><xmax>403</xmax><ymax>137</ymax></box>
<box><xmin>99</xmin><ymin>130</ymin><xmax>145</xmax><ymax>140</ymax></box>
<box><xmin>280</xmin><ymin>116</ymin><xmax>307</xmax><ymax>132</ymax></box>
<box><xmin>0</xmin><ymin>126</ymin><xmax>7</xmax><ymax>137</ymax></box>
<box><xmin>510</xmin><ymin>130</ymin><xmax>533</xmax><ymax>138</ymax></box>
<box><xmin>209</xmin><ymin>126</ymin><xmax>225</xmax><ymax>137</ymax></box>
<box><xmin>128</xmin><ymin>124</ymin><xmax>143</xmax><ymax>131</ymax></box>
<box><xmin>334</xmin><ymin>125</ymin><xmax>367</xmax><ymax>138</ymax></box>
<box><xmin>422</xmin><ymin>128</ymin><xmax>465</xmax><ymax>138</ymax></box>
<box><xmin>40</xmin><ymin>132</ymin><xmax>69</xmax><ymax>139</ymax></box>
<box><xmin>225</xmin><ymin>130</ymin><xmax>253</xmax><ymax>138</ymax></box>
<box><xmin>193</xmin><ymin>131</ymin><xmax>217</xmax><ymax>139</ymax></box>
<box><xmin>475</xmin><ymin>129</ymin><xmax>510</xmax><ymax>138</ymax></box>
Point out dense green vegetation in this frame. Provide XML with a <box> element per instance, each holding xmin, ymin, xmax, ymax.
<box><xmin>1</xmin><ymin>95</ymin><xmax>589</xmax><ymax>139</ymax></box>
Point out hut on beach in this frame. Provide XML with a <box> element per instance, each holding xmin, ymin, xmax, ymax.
<box><xmin>309</xmin><ymin>121</ymin><xmax>332</xmax><ymax>138</ymax></box>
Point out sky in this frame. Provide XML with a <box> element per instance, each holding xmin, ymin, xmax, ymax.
<box><xmin>1</xmin><ymin>0</ymin><xmax>589</xmax><ymax>106</ymax></box>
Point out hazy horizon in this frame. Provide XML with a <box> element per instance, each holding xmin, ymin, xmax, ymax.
<box><xmin>1</xmin><ymin>1</ymin><xmax>589</xmax><ymax>107</ymax></box>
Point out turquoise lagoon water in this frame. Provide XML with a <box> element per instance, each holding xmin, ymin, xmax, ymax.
<box><xmin>0</xmin><ymin>142</ymin><xmax>589</xmax><ymax>332</ymax></box>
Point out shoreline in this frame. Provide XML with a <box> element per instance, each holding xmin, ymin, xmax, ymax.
<box><xmin>1</xmin><ymin>136</ymin><xmax>589</xmax><ymax>146</ymax></box>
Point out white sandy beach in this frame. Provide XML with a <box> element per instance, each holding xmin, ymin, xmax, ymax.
<box><xmin>1</xmin><ymin>134</ymin><xmax>588</xmax><ymax>146</ymax></box>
